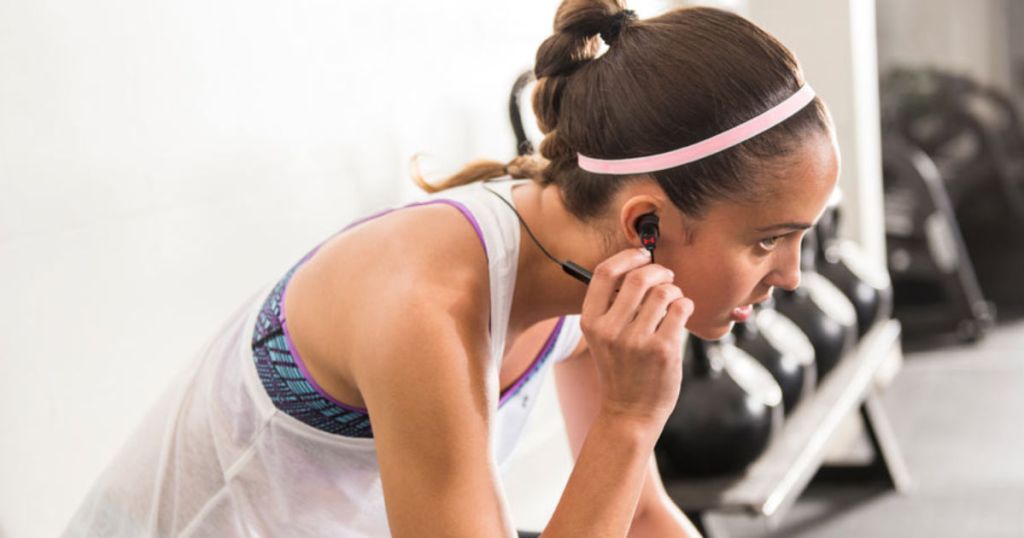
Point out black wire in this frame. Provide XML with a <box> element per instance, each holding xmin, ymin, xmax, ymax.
<box><xmin>482</xmin><ymin>183</ymin><xmax>564</xmax><ymax>267</ymax></box>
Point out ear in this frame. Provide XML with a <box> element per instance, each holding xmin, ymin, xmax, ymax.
<box><xmin>617</xmin><ymin>193</ymin><xmax>664</xmax><ymax>245</ymax></box>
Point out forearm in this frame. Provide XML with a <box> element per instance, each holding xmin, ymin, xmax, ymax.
<box><xmin>544</xmin><ymin>413</ymin><xmax>658</xmax><ymax>538</ymax></box>
<box><xmin>627</xmin><ymin>455</ymin><xmax>702</xmax><ymax>538</ymax></box>
<box><xmin>628</xmin><ymin>498</ymin><xmax>703</xmax><ymax>538</ymax></box>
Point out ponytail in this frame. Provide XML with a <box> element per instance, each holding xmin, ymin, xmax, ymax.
<box><xmin>410</xmin><ymin>154</ymin><xmax>548</xmax><ymax>194</ymax></box>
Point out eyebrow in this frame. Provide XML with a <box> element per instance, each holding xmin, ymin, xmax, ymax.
<box><xmin>754</xmin><ymin>222</ymin><xmax>814</xmax><ymax>233</ymax></box>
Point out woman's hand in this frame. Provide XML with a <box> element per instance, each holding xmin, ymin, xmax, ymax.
<box><xmin>580</xmin><ymin>248</ymin><xmax>694</xmax><ymax>432</ymax></box>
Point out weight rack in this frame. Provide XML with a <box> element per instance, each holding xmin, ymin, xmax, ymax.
<box><xmin>664</xmin><ymin>319</ymin><xmax>910</xmax><ymax>536</ymax></box>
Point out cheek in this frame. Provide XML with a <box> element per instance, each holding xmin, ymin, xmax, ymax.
<box><xmin>681</xmin><ymin>264</ymin><xmax>741</xmax><ymax>315</ymax></box>
<box><xmin>682</xmin><ymin>257</ymin><xmax>765</xmax><ymax>325</ymax></box>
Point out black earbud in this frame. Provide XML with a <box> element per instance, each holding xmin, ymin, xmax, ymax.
<box><xmin>635</xmin><ymin>213</ymin><xmax>660</xmax><ymax>261</ymax></box>
<box><xmin>562</xmin><ymin>213</ymin><xmax>659</xmax><ymax>284</ymax></box>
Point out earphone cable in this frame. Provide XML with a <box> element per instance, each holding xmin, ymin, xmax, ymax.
<box><xmin>482</xmin><ymin>184</ymin><xmax>564</xmax><ymax>267</ymax></box>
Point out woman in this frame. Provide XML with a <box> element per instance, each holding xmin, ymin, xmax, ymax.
<box><xmin>65</xmin><ymin>2</ymin><xmax>839</xmax><ymax>537</ymax></box>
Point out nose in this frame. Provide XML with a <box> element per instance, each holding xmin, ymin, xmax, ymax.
<box><xmin>767</xmin><ymin>242</ymin><xmax>802</xmax><ymax>291</ymax></box>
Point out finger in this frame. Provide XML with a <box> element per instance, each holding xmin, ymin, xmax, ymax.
<box><xmin>654</xmin><ymin>296</ymin><xmax>695</xmax><ymax>345</ymax></box>
<box><xmin>630</xmin><ymin>283</ymin><xmax>684</xmax><ymax>335</ymax></box>
<box><xmin>603</xmin><ymin>264</ymin><xmax>675</xmax><ymax>326</ymax></box>
<box><xmin>581</xmin><ymin>248</ymin><xmax>652</xmax><ymax>319</ymax></box>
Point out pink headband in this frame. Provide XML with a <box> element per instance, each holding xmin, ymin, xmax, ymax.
<box><xmin>577</xmin><ymin>84</ymin><xmax>816</xmax><ymax>175</ymax></box>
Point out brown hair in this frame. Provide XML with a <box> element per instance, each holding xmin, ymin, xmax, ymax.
<box><xmin>413</xmin><ymin>1</ymin><xmax>832</xmax><ymax>221</ymax></box>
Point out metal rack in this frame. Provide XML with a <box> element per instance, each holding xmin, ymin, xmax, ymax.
<box><xmin>664</xmin><ymin>319</ymin><xmax>910</xmax><ymax>536</ymax></box>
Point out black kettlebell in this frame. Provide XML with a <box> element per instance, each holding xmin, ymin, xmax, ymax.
<box><xmin>733</xmin><ymin>303</ymin><xmax>816</xmax><ymax>415</ymax></box>
<box><xmin>814</xmin><ymin>206</ymin><xmax>894</xmax><ymax>337</ymax></box>
<box><xmin>773</xmin><ymin>230</ymin><xmax>858</xmax><ymax>381</ymax></box>
<box><xmin>656</xmin><ymin>334</ymin><xmax>784</xmax><ymax>477</ymax></box>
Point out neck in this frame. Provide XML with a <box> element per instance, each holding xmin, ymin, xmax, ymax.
<box><xmin>504</xmin><ymin>181</ymin><xmax>610</xmax><ymax>334</ymax></box>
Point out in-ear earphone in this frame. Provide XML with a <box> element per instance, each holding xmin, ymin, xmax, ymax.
<box><xmin>483</xmin><ymin>184</ymin><xmax>658</xmax><ymax>286</ymax></box>
<box><xmin>635</xmin><ymin>213</ymin><xmax>660</xmax><ymax>263</ymax></box>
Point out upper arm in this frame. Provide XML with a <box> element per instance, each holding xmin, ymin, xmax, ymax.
<box><xmin>353</xmin><ymin>289</ymin><xmax>515</xmax><ymax>538</ymax></box>
<box><xmin>553</xmin><ymin>340</ymin><xmax>602</xmax><ymax>459</ymax></box>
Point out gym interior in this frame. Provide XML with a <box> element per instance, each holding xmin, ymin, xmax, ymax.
<box><xmin>2</xmin><ymin>0</ymin><xmax>1022</xmax><ymax>536</ymax></box>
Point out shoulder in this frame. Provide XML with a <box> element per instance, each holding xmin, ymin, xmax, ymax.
<box><xmin>369</xmin><ymin>201</ymin><xmax>490</xmax><ymax>311</ymax></box>
<box><xmin>324</xmin><ymin>200</ymin><xmax>494</xmax><ymax>363</ymax></box>
<box><xmin>316</xmin><ymin>199</ymin><xmax>491</xmax><ymax>298</ymax></box>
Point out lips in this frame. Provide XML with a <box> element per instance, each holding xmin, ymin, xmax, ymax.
<box><xmin>731</xmin><ymin>292</ymin><xmax>772</xmax><ymax>322</ymax></box>
<box><xmin>731</xmin><ymin>304</ymin><xmax>753</xmax><ymax>322</ymax></box>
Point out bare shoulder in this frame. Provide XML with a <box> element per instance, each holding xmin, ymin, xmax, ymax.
<box><xmin>336</xmin><ymin>201</ymin><xmax>492</xmax><ymax>332</ymax></box>
<box><xmin>285</xmin><ymin>200</ymin><xmax>493</xmax><ymax>392</ymax></box>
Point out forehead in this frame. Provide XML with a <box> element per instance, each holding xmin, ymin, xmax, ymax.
<box><xmin>701</xmin><ymin>136</ymin><xmax>839</xmax><ymax>233</ymax></box>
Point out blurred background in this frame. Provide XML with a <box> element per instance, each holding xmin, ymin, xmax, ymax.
<box><xmin>1</xmin><ymin>0</ymin><xmax>1022</xmax><ymax>536</ymax></box>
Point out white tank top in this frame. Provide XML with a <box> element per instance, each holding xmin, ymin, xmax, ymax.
<box><xmin>63</xmin><ymin>179</ymin><xmax>583</xmax><ymax>537</ymax></box>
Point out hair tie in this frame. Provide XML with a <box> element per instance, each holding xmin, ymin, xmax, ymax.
<box><xmin>599</xmin><ymin>10</ymin><xmax>637</xmax><ymax>46</ymax></box>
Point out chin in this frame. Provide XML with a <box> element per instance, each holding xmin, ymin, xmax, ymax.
<box><xmin>686</xmin><ymin>320</ymin><xmax>734</xmax><ymax>341</ymax></box>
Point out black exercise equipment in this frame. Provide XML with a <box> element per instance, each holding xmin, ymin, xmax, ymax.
<box><xmin>732</xmin><ymin>304</ymin><xmax>816</xmax><ymax>415</ymax></box>
<box><xmin>882</xmin><ymin>68</ymin><xmax>1024</xmax><ymax>316</ymax></box>
<box><xmin>657</xmin><ymin>335</ymin><xmax>783</xmax><ymax>477</ymax></box>
<box><xmin>814</xmin><ymin>205</ymin><xmax>894</xmax><ymax>338</ymax></box>
<box><xmin>773</xmin><ymin>231</ymin><xmax>858</xmax><ymax>381</ymax></box>
<box><xmin>882</xmin><ymin>68</ymin><xmax>1024</xmax><ymax>221</ymax></box>
<box><xmin>880</xmin><ymin>132</ymin><xmax>995</xmax><ymax>341</ymax></box>
<box><xmin>510</xmin><ymin>69</ymin><xmax>537</xmax><ymax>157</ymax></box>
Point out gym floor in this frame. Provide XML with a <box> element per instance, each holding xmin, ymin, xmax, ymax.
<box><xmin>707</xmin><ymin>318</ymin><xmax>1024</xmax><ymax>537</ymax></box>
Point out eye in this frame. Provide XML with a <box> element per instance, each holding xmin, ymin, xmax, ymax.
<box><xmin>758</xmin><ymin>235</ymin><xmax>782</xmax><ymax>251</ymax></box>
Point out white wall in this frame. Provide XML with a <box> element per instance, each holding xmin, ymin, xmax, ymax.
<box><xmin>0</xmin><ymin>1</ymin><xmax>555</xmax><ymax>536</ymax></box>
<box><xmin>876</xmin><ymin>0</ymin><xmax>1012</xmax><ymax>92</ymax></box>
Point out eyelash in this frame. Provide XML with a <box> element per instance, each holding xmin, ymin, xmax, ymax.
<box><xmin>759</xmin><ymin>236</ymin><xmax>782</xmax><ymax>250</ymax></box>
<box><xmin>758</xmin><ymin>232</ymin><xmax>795</xmax><ymax>252</ymax></box>
<box><xmin>758</xmin><ymin>230</ymin><xmax>808</xmax><ymax>252</ymax></box>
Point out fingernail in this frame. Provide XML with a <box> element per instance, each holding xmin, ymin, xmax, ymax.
<box><xmin>639</xmin><ymin>248</ymin><xmax>651</xmax><ymax>258</ymax></box>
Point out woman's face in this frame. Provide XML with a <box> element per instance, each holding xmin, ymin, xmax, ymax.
<box><xmin>659</xmin><ymin>135</ymin><xmax>840</xmax><ymax>340</ymax></box>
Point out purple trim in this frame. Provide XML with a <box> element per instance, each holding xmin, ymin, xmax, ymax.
<box><xmin>279</xmin><ymin>318</ymin><xmax>369</xmax><ymax>413</ymax></box>
<box><xmin>301</xmin><ymin>199</ymin><xmax>489</xmax><ymax>265</ymax></box>
<box><xmin>404</xmin><ymin>200</ymin><xmax>489</xmax><ymax>260</ymax></box>
<box><xmin>274</xmin><ymin>198</ymin><xmax>490</xmax><ymax>415</ymax></box>
<box><xmin>499</xmin><ymin>317</ymin><xmax>566</xmax><ymax>407</ymax></box>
